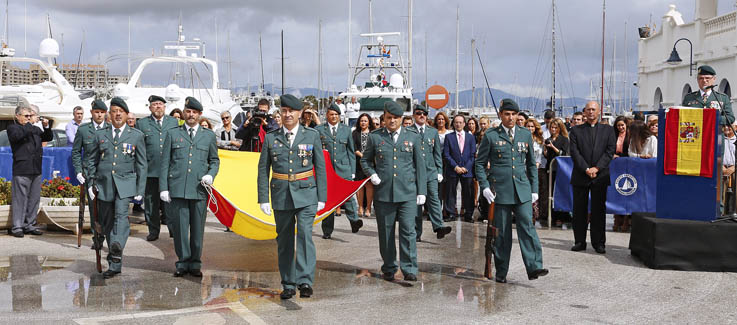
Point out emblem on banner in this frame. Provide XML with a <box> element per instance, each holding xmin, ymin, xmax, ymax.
<box><xmin>615</xmin><ymin>174</ymin><xmax>638</xmax><ymax>196</ymax></box>
<box><xmin>679</xmin><ymin>122</ymin><xmax>700</xmax><ymax>143</ymax></box>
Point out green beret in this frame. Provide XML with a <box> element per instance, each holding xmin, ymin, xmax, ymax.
<box><xmin>280</xmin><ymin>94</ymin><xmax>303</xmax><ymax>110</ymax></box>
<box><xmin>697</xmin><ymin>65</ymin><xmax>716</xmax><ymax>76</ymax></box>
<box><xmin>413</xmin><ymin>104</ymin><xmax>428</xmax><ymax>113</ymax></box>
<box><xmin>184</xmin><ymin>96</ymin><xmax>203</xmax><ymax>112</ymax></box>
<box><xmin>91</xmin><ymin>99</ymin><xmax>108</xmax><ymax>112</ymax></box>
<box><xmin>110</xmin><ymin>97</ymin><xmax>129</xmax><ymax>113</ymax></box>
<box><xmin>327</xmin><ymin>103</ymin><xmax>341</xmax><ymax>114</ymax></box>
<box><xmin>499</xmin><ymin>98</ymin><xmax>520</xmax><ymax>112</ymax></box>
<box><xmin>384</xmin><ymin>101</ymin><xmax>404</xmax><ymax>116</ymax></box>
<box><xmin>148</xmin><ymin>95</ymin><xmax>166</xmax><ymax>104</ymax></box>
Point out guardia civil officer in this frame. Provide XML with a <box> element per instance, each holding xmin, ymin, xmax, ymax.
<box><xmin>71</xmin><ymin>99</ymin><xmax>109</xmax><ymax>247</ymax></box>
<box><xmin>136</xmin><ymin>95</ymin><xmax>179</xmax><ymax>241</ymax></box>
<box><xmin>682</xmin><ymin>65</ymin><xmax>735</xmax><ymax>125</ymax></box>
<box><xmin>86</xmin><ymin>97</ymin><xmax>147</xmax><ymax>279</ymax></box>
<box><xmin>474</xmin><ymin>99</ymin><xmax>548</xmax><ymax>283</ymax></box>
<box><xmin>257</xmin><ymin>94</ymin><xmax>327</xmax><ymax>300</ymax></box>
<box><xmin>360</xmin><ymin>101</ymin><xmax>427</xmax><ymax>282</ymax></box>
<box><xmin>315</xmin><ymin>103</ymin><xmax>363</xmax><ymax>239</ymax></box>
<box><xmin>159</xmin><ymin>97</ymin><xmax>220</xmax><ymax>278</ymax></box>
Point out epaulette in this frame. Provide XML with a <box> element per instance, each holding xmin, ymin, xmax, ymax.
<box><xmin>404</xmin><ymin>127</ymin><xmax>418</xmax><ymax>134</ymax></box>
<box><xmin>303</xmin><ymin>126</ymin><xmax>319</xmax><ymax>133</ymax></box>
<box><xmin>371</xmin><ymin>127</ymin><xmax>384</xmax><ymax>134</ymax></box>
<box><xmin>267</xmin><ymin>127</ymin><xmax>280</xmax><ymax>134</ymax></box>
<box><xmin>128</xmin><ymin>127</ymin><xmax>144</xmax><ymax>135</ymax></box>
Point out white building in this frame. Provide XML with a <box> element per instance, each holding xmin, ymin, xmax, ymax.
<box><xmin>637</xmin><ymin>0</ymin><xmax>736</xmax><ymax>115</ymax></box>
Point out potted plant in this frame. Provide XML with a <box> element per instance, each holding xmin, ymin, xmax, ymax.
<box><xmin>0</xmin><ymin>178</ymin><xmax>11</xmax><ymax>230</ymax></box>
<box><xmin>37</xmin><ymin>176</ymin><xmax>88</xmax><ymax>234</ymax></box>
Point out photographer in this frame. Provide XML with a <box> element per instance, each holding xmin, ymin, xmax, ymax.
<box><xmin>236</xmin><ymin>99</ymin><xmax>278</xmax><ymax>152</ymax></box>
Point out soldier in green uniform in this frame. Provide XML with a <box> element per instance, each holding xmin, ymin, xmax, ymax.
<box><xmin>136</xmin><ymin>95</ymin><xmax>180</xmax><ymax>241</ymax></box>
<box><xmin>257</xmin><ymin>94</ymin><xmax>327</xmax><ymax>300</ymax></box>
<box><xmin>159</xmin><ymin>97</ymin><xmax>220</xmax><ymax>278</ymax></box>
<box><xmin>682</xmin><ymin>65</ymin><xmax>735</xmax><ymax>126</ymax></box>
<box><xmin>474</xmin><ymin>99</ymin><xmax>548</xmax><ymax>284</ymax></box>
<box><xmin>360</xmin><ymin>101</ymin><xmax>427</xmax><ymax>282</ymax></box>
<box><xmin>315</xmin><ymin>103</ymin><xmax>363</xmax><ymax>239</ymax></box>
<box><xmin>86</xmin><ymin>97</ymin><xmax>147</xmax><ymax>279</ymax></box>
<box><xmin>72</xmin><ymin>99</ymin><xmax>109</xmax><ymax>247</ymax></box>
<box><xmin>406</xmin><ymin>104</ymin><xmax>452</xmax><ymax>241</ymax></box>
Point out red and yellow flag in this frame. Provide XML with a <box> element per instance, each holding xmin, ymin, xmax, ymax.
<box><xmin>664</xmin><ymin>107</ymin><xmax>716</xmax><ymax>177</ymax></box>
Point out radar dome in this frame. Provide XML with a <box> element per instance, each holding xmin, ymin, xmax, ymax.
<box><xmin>389</xmin><ymin>74</ymin><xmax>404</xmax><ymax>89</ymax></box>
<box><xmin>39</xmin><ymin>38</ymin><xmax>59</xmax><ymax>58</ymax></box>
<box><xmin>113</xmin><ymin>83</ymin><xmax>130</xmax><ymax>100</ymax></box>
<box><xmin>165</xmin><ymin>84</ymin><xmax>182</xmax><ymax>102</ymax></box>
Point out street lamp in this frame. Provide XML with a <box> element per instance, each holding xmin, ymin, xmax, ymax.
<box><xmin>666</xmin><ymin>38</ymin><xmax>696</xmax><ymax>76</ymax></box>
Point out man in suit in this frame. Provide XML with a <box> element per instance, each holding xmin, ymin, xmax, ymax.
<box><xmin>361</xmin><ymin>101</ymin><xmax>427</xmax><ymax>282</ymax></box>
<box><xmin>257</xmin><ymin>94</ymin><xmax>327</xmax><ymax>300</ymax></box>
<box><xmin>682</xmin><ymin>65</ymin><xmax>735</xmax><ymax>126</ymax></box>
<box><xmin>7</xmin><ymin>104</ymin><xmax>53</xmax><ymax>237</ymax></box>
<box><xmin>475</xmin><ymin>99</ymin><xmax>547</xmax><ymax>283</ymax></box>
<box><xmin>444</xmin><ymin>115</ymin><xmax>477</xmax><ymax>222</ymax></box>
<box><xmin>86</xmin><ymin>97</ymin><xmax>147</xmax><ymax>278</ymax></box>
<box><xmin>72</xmin><ymin>99</ymin><xmax>109</xmax><ymax>245</ymax></box>
<box><xmin>136</xmin><ymin>95</ymin><xmax>180</xmax><ymax>241</ymax></box>
<box><xmin>315</xmin><ymin>103</ymin><xmax>363</xmax><ymax>239</ymax></box>
<box><xmin>159</xmin><ymin>97</ymin><xmax>220</xmax><ymax>278</ymax></box>
<box><xmin>569</xmin><ymin>100</ymin><xmax>616</xmax><ymax>254</ymax></box>
<box><xmin>407</xmin><ymin>104</ymin><xmax>451</xmax><ymax>241</ymax></box>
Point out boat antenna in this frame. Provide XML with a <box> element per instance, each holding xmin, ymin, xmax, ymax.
<box><xmin>281</xmin><ymin>29</ymin><xmax>285</xmax><ymax>96</ymax></box>
<box><xmin>259</xmin><ymin>33</ymin><xmax>264</xmax><ymax>92</ymax></box>
<box><xmin>74</xmin><ymin>29</ymin><xmax>85</xmax><ymax>89</ymax></box>
<box><xmin>475</xmin><ymin>48</ymin><xmax>499</xmax><ymax>116</ymax></box>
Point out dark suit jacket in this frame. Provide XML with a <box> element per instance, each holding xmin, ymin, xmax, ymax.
<box><xmin>569</xmin><ymin>123</ymin><xmax>616</xmax><ymax>187</ymax></box>
<box><xmin>443</xmin><ymin>130</ymin><xmax>476</xmax><ymax>178</ymax></box>
<box><xmin>7</xmin><ymin>122</ymin><xmax>53</xmax><ymax>176</ymax></box>
<box><xmin>543</xmin><ymin>135</ymin><xmax>570</xmax><ymax>170</ymax></box>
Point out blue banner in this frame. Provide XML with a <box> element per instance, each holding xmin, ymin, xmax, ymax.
<box><xmin>0</xmin><ymin>147</ymin><xmax>78</xmax><ymax>185</ymax></box>
<box><xmin>552</xmin><ymin>157</ymin><xmax>657</xmax><ymax>214</ymax></box>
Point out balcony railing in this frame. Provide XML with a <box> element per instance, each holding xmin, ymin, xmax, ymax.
<box><xmin>704</xmin><ymin>11</ymin><xmax>736</xmax><ymax>37</ymax></box>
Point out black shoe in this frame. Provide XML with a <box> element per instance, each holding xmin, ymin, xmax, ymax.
<box><xmin>24</xmin><ymin>228</ymin><xmax>42</xmax><ymax>235</ymax></box>
<box><xmin>435</xmin><ymin>226</ymin><xmax>452</xmax><ymax>239</ymax></box>
<box><xmin>161</xmin><ymin>219</ymin><xmax>167</xmax><ymax>225</ymax></box>
<box><xmin>463</xmin><ymin>218</ymin><xmax>474</xmax><ymax>223</ymax></box>
<box><xmin>593</xmin><ymin>245</ymin><xmax>606</xmax><ymax>254</ymax></box>
<box><xmin>570</xmin><ymin>243</ymin><xmax>586</xmax><ymax>252</ymax></box>
<box><xmin>189</xmin><ymin>269</ymin><xmax>203</xmax><ymax>277</ymax></box>
<box><xmin>416</xmin><ymin>237</ymin><xmax>422</xmax><ymax>243</ymax></box>
<box><xmin>102</xmin><ymin>270</ymin><xmax>120</xmax><ymax>279</ymax></box>
<box><xmin>382</xmin><ymin>272</ymin><xmax>394</xmax><ymax>282</ymax></box>
<box><xmin>169</xmin><ymin>232</ymin><xmax>174</xmax><ymax>238</ymax></box>
<box><xmin>11</xmin><ymin>231</ymin><xmax>23</xmax><ymax>238</ymax></box>
<box><xmin>322</xmin><ymin>234</ymin><xmax>331</xmax><ymax>239</ymax></box>
<box><xmin>146</xmin><ymin>234</ymin><xmax>159</xmax><ymax>241</ymax></box>
<box><xmin>350</xmin><ymin>219</ymin><xmax>364</xmax><ymax>233</ymax></box>
<box><xmin>404</xmin><ymin>273</ymin><xmax>417</xmax><ymax>282</ymax></box>
<box><xmin>298</xmin><ymin>284</ymin><xmax>313</xmax><ymax>298</ymax></box>
<box><xmin>132</xmin><ymin>204</ymin><xmax>144</xmax><ymax>213</ymax></box>
<box><xmin>528</xmin><ymin>268</ymin><xmax>549</xmax><ymax>280</ymax></box>
<box><xmin>173</xmin><ymin>270</ymin><xmax>186</xmax><ymax>277</ymax></box>
<box><xmin>110</xmin><ymin>242</ymin><xmax>122</xmax><ymax>263</ymax></box>
<box><xmin>495</xmin><ymin>276</ymin><xmax>507</xmax><ymax>283</ymax></box>
<box><xmin>224</xmin><ymin>227</ymin><xmax>231</xmax><ymax>232</ymax></box>
<box><xmin>280</xmin><ymin>288</ymin><xmax>296</xmax><ymax>300</ymax></box>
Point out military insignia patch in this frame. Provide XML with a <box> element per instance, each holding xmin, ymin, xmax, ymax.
<box><xmin>679</xmin><ymin>122</ymin><xmax>700</xmax><ymax>143</ymax></box>
<box><xmin>710</xmin><ymin>101</ymin><xmax>720</xmax><ymax>108</ymax></box>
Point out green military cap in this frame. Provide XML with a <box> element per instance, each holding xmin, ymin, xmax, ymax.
<box><xmin>384</xmin><ymin>101</ymin><xmax>404</xmax><ymax>116</ymax></box>
<box><xmin>148</xmin><ymin>95</ymin><xmax>166</xmax><ymax>104</ymax></box>
<box><xmin>280</xmin><ymin>94</ymin><xmax>303</xmax><ymax>110</ymax></box>
<box><xmin>184</xmin><ymin>96</ymin><xmax>203</xmax><ymax>112</ymax></box>
<box><xmin>327</xmin><ymin>103</ymin><xmax>341</xmax><ymax>114</ymax></box>
<box><xmin>110</xmin><ymin>97</ymin><xmax>129</xmax><ymax>113</ymax></box>
<box><xmin>697</xmin><ymin>65</ymin><xmax>716</xmax><ymax>76</ymax></box>
<box><xmin>499</xmin><ymin>98</ymin><xmax>520</xmax><ymax>112</ymax></box>
<box><xmin>91</xmin><ymin>99</ymin><xmax>108</xmax><ymax>111</ymax></box>
<box><xmin>413</xmin><ymin>104</ymin><xmax>428</xmax><ymax>113</ymax></box>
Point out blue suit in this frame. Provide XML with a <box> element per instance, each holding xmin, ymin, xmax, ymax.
<box><xmin>443</xmin><ymin>130</ymin><xmax>476</xmax><ymax>220</ymax></box>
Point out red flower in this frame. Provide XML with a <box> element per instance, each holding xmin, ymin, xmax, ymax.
<box><xmin>64</xmin><ymin>177</ymin><xmax>70</xmax><ymax>181</ymax></box>
<box><xmin>57</xmin><ymin>185</ymin><xmax>64</xmax><ymax>191</ymax></box>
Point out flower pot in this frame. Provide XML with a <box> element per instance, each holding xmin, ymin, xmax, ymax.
<box><xmin>37</xmin><ymin>206</ymin><xmax>90</xmax><ymax>234</ymax></box>
<box><xmin>0</xmin><ymin>206</ymin><xmax>10</xmax><ymax>230</ymax></box>
<box><xmin>39</xmin><ymin>197</ymin><xmax>78</xmax><ymax>207</ymax></box>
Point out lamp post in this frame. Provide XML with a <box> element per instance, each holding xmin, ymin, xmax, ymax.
<box><xmin>666</xmin><ymin>38</ymin><xmax>696</xmax><ymax>76</ymax></box>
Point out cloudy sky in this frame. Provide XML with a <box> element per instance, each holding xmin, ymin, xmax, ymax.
<box><xmin>3</xmin><ymin>0</ymin><xmax>735</xmax><ymax>102</ymax></box>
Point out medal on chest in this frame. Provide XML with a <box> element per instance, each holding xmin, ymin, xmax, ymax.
<box><xmin>298</xmin><ymin>144</ymin><xmax>313</xmax><ymax>166</ymax></box>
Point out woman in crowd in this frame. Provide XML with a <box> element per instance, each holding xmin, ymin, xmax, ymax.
<box><xmin>648</xmin><ymin>118</ymin><xmax>659</xmax><ymax>138</ymax></box>
<box><xmin>544</xmin><ymin>118</ymin><xmax>570</xmax><ymax>228</ymax></box>
<box><xmin>465</xmin><ymin>117</ymin><xmax>480</xmax><ymax>209</ymax></box>
<box><xmin>199</xmin><ymin>118</ymin><xmax>213</xmax><ymax>130</ymax></box>
<box><xmin>433</xmin><ymin>112</ymin><xmax>452</xmax><ymax>219</ymax></box>
<box><xmin>169</xmin><ymin>108</ymin><xmax>184</xmax><ymax>126</ymax></box>
<box><xmin>628</xmin><ymin>120</ymin><xmax>657</xmax><ymax>159</ymax></box>
<box><xmin>526</xmin><ymin>118</ymin><xmax>545</xmax><ymax>228</ymax></box>
<box><xmin>353</xmin><ymin>113</ymin><xmax>376</xmax><ymax>218</ymax></box>
<box><xmin>612</xmin><ymin>116</ymin><xmax>630</xmax><ymax>232</ymax></box>
<box><xmin>273</xmin><ymin>112</ymin><xmax>282</xmax><ymax>128</ymax></box>
<box><xmin>301</xmin><ymin>109</ymin><xmax>320</xmax><ymax>128</ymax></box>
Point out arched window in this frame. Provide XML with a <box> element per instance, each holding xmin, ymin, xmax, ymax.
<box><xmin>719</xmin><ymin>79</ymin><xmax>731</xmax><ymax>98</ymax></box>
<box><xmin>681</xmin><ymin>84</ymin><xmax>692</xmax><ymax>103</ymax></box>
<box><xmin>654</xmin><ymin>87</ymin><xmax>663</xmax><ymax>110</ymax></box>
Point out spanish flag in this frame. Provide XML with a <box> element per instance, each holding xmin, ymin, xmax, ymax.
<box><xmin>207</xmin><ymin>150</ymin><xmax>369</xmax><ymax>240</ymax></box>
<box><xmin>664</xmin><ymin>107</ymin><xmax>716</xmax><ymax>177</ymax></box>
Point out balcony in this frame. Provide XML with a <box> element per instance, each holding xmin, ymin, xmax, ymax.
<box><xmin>704</xmin><ymin>11</ymin><xmax>736</xmax><ymax>37</ymax></box>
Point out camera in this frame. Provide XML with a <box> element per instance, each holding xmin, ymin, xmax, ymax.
<box><xmin>545</xmin><ymin>139</ymin><xmax>552</xmax><ymax>145</ymax></box>
<box><xmin>250</xmin><ymin>109</ymin><xmax>268</xmax><ymax>126</ymax></box>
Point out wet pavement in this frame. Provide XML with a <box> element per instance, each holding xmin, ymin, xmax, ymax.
<box><xmin>0</xmin><ymin>211</ymin><xmax>734</xmax><ymax>324</ymax></box>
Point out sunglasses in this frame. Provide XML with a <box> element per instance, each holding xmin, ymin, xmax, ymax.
<box><xmin>21</xmin><ymin>114</ymin><xmax>33</xmax><ymax>118</ymax></box>
<box><xmin>221</xmin><ymin>116</ymin><xmax>230</xmax><ymax>120</ymax></box>
<box><xmin>414</xmin><ymin>111</ymin><xmax>428</xmax><ymax>116</ymax></box>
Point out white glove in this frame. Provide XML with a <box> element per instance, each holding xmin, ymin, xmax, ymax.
<box><xmin>351</xmin><ymin>174</ymin><xmax>355</xmax><ymax>179</ymax></box>
<box><xmin>76</xmin><ymin>173</ymin><xmax>85</xmax><ymax>184</ymax></box>
<box><xmin>317</xmin><ymin>202</ymin><xmax>326</xmax><ymax>211</ymax></box>
<box><xmin>370</xmin><ymin>174</ymin><xmax>381</xmax><ymax>185</ymax></box>
<box><xmin>88</xmin><ymin>187</ymin><xmax>96</xmax><ymax>201</ymax></box>
<box><xmin>201</xmin><ymin>175</ymin><xmax>213</xmax><ymax>185</ymax></box>
<box><xmin>437</xmin><ymin>174</ymin><xmax>444</xmax><ymax>182</ymax></box>
<box><xmin>531</xmin><ymin>193</ymin><xmax>539</xmax><ymax>203</ymax></box>
<box><xmin>160</xmin><ymin>191</ymin><xmax>171</xmax><ymax>203</ymax></box>
<box><xmin>416</xmin><ymin>195</ymin><xmax>426</xmax><ymax>205</ymax></box>
<box><xmin>260</xmin><ymin>203</ymin><xmax>271</xmax><ymax>215</ymax></box>
<box><xmin>483</xmin><ymin>188</ymin><xmax>495</xmax><ymax>203</ymax></box>
<box><xmin>133</xmin><ymin>195</ymin><xmax>142</xmax><ymax>201</ymax></box>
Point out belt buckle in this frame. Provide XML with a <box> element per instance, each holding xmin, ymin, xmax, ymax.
<box><xmin>288</xmin><ymin>174</ymin><xmax>296</xmax><ymax>182</ymax></box>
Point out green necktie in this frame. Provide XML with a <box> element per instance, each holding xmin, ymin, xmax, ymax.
<box><xmin>391</xmin><ymin>131</ymin><xmax>398</xmax><ymax>143</ymax></box>
<box><xmin>114</xmin><ymin>128</ymin><xmax>120</xmax><ymax>144</ymax></box>
<box><xmin>189</xmin><ymin>127</ymin><xmax>194</xmax><ymax>139</ymax></box>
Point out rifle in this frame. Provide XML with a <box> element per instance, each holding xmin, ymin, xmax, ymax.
<box><xmin>484</xmin><ymin>196</ymin><xmax>498</xmax><ymax>280</ymax></box>
<box><xmin>91</xmin><ymin>186</ymin><xmax>103</xmax><ymax>273</ymax></box>
<box><xmin>78</xmin><ymin>184</ymin><xmax>85</xmax><ymax>248</ymax></box>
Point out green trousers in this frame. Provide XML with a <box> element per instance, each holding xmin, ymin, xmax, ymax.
<box><xmin>493</xmin><ymin>201</ymin><xmax>544</xmax><ymax>278</ymax></box>
<box><xmin>169</xmin><ymin>198</ymin><xmax>207</xmax><ymax>271</ymax></box>
<box><xmin>274</xmin><ymin>205</ymin><xmax>317</xmax><ymax>290</ymax></box>
<box><xmin>415</xmin><ymin>179</ymin><xmax>445</xmax><ymax>237</ymax></box>
<box><xmin>144</xmin><ymin>177</ymin><xmax>170</xmax><ymax>236</ymax></box>
<box><xmin>321</xmin><ymin>196</ymin><xmax>359</xmax><ymax>236</ymax></box>
<box><xmin>375</xmin><ymin>200</ymin><xmax>418</xmax><ymax>276</ymax></box>
<box><xmin>97</xmin><ymin>194</ymin><xmax>131</xmax><ymax>272</ymax></box>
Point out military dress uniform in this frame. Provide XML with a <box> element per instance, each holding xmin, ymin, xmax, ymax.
<box><xmin>136</xmin><ymin>97</ymin><xmax>180</xmax><ymax>240</ymax></box>
<box><xmin>159</xmin><ymin>97</ymin><xmax>220</xmax><ymax>276</ymax></box>
<box><xmin>360</xmin><ymin>102</ymin><xmax>427</xmax><ymax>280</ymax></box>
<box><xmin>86</xmin><ymin>97</ymin><xmax>147</xmax><ymax>277</ymax></box>
<box><xmin>315</xmin><ymin>104</ymin><xmax>363</xmax><ymax>238</ymax></box>
<box><xmin>474</xmin><ymin>99</ymin><xmax>546</xmax><ymax>283</ymax></box>
<box><xmin>682</xmin><ymin>65</ymin><xmax>735</xmax><ymax>125</ymax></box>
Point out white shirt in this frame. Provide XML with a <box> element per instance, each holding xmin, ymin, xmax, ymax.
<box><xmin>283</xmin><ymin>123</ymin><xmax>300</xmax><ymax>147</ymax></box>
<box><xmin>389</xmin><ymin>127</ymin><xmax>401</xmax><ymax>142</ymax></box>
<box><xmin>93</xmin><ymin>121</ymin><xmax>105</xmax><ymax>130</ymax></box>
<box><xmin>501</xmin><ymin>124</ymin><xmax>515</xmax><ymax>139</ymax></box>
<box><xmin>185</xmin><ymin>124</ymin><xmax>200</xmax><ymax>139</ymax></box>
<box><xmin>438</xmin><ymin>129</ymin><xmax>451</xmax><ymax>147</ymax></box>
<box><xmin>541</xmin><ymin>124</ymin><xmax>550</xmax><ymax>140</ymax></box>
<box><xmin>414</xmin><ymin>123</ymin><xmax>426</xmax><ymax>135</ymax></box>
<box><xmin>112</xmin><ymin>124</ymin><xmax>126</xmax><ymax>139</ymax></box>
<box><xmin>700</xmin><ymin>89</ymin><xmax>712</xmax><ymax>99</ymax></box>
<box><xmin>724</xmin><ymin>136</ymin><xmax>736</xmax><ymax>166</ymax></box>
<box><xmin>346</xmin><ymin>102</ymin><xmax>360</xmax><ymax>119</ymax></box>
<box><xmin>152</xmin><ymin>115</ymin><xmax>164</xmax><ymax>127</ymax></box>
<box><xmin>629</xmin><ymin>135</ymin><xmax>658</xmax><ymax>158</ymax></box>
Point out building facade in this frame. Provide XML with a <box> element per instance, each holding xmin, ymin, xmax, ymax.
<box><xmin>0</xmin><ymin>63</ymin><xmax>128</xmax><ymax>89</ymax></box>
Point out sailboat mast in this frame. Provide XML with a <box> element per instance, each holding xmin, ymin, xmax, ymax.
<box><xmin>128</xmin><ymin>16</ymin><xmax>131</xmax><ymax>78</ymax></box>
<box><xmin>407</xmin><ymin>0</ymin><xmax>413</xmax><ymax>91</ymax></box>
<box><xmin>471</xmin><ymin>38</ymin><xmax>475</xmax><ymax>110</ymax></box>
<box><xmin>551</xmin><ymin>0</ymin><xmax>556</xmax><ymax>114</ymax></box>
<box><xmin>455</xmin><ymin>5</ymin><xmax>459</xmax><ymax>113</ymax></box>
<box><xmin>601</xmin><ymin>0</ymin><xmax>606</xmax><ymax>119</ymax></box>
<box><xmin>623</xmin><ymin>21</ymin><xmax>628</xmax><ymax>112</ymax></box>
<box><xmin>318</xmin><ymin>19</ymin><xmax>323</xmax><ymax>111</ymax></box>
<box><xmin>347</xmin><ymin>0</ymin><xmax>352</xmax><ymax>89</ymax></box>
<box><xmin>259</xmin><ymin>33</ymin><xmax>264</xmax><ymax>91</ymax></box>
<box><xmin>227</xmin><ymin>31</ymin><xmax>232</xmax><ymax>91</ymax></box>
<box><xmin>424</xmin><ymin>31</ymin><xmax>428</xmax><ymax>91</ymax></box>
<box><xmin>281</xmin><ymin>30</ymin><xmax>285</xmax><ymax>96</ymax></box>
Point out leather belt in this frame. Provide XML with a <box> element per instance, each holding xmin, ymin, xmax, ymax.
<box><xmin>272</xmin><ymin>170</ymin><xmax>314</xmax><ymax>182</ymax></box>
